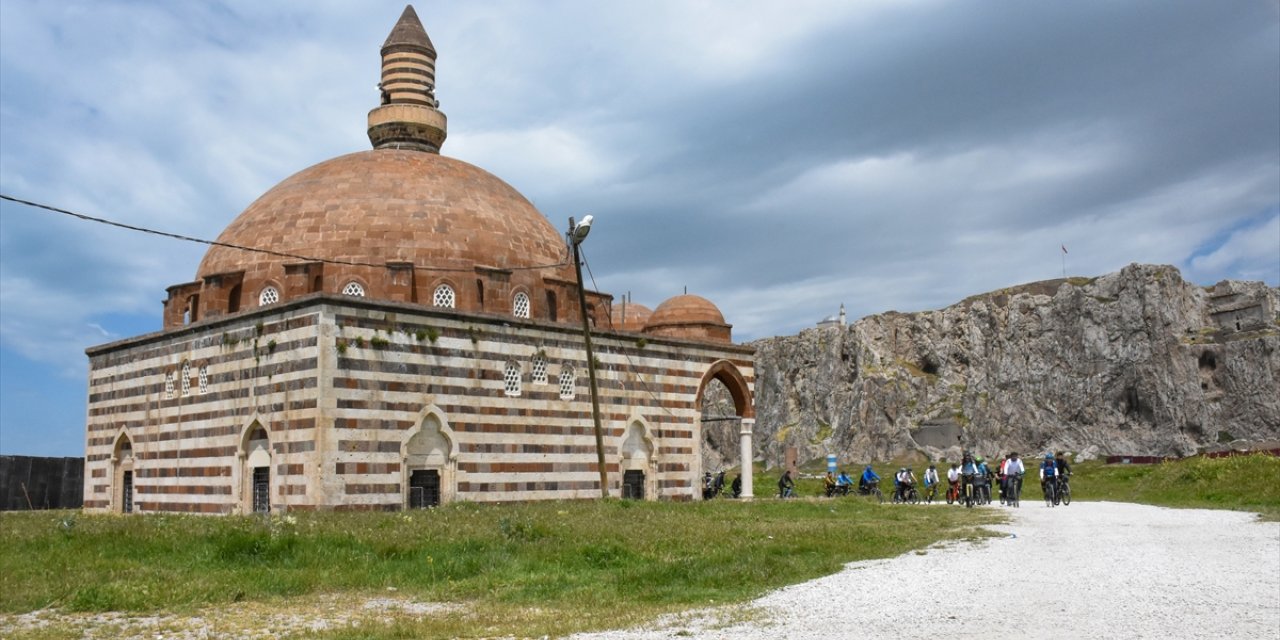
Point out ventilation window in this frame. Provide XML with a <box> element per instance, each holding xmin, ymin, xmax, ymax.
<box><xmin>532</xmin><ymin>354</ymin><xmax>548</xmax><ymax>384</ymax></box>
<box><xmin>258</xmin><ymin>286</ymin><xmax>279</xmax><ymax>306</ymax></box>
<box><xmin>559</xmin><ymin>366</ymin><xmax>576</xmax><ymax>400</ymax></box>
<box><xmin>342</xmin><ymin>282</ymin><xmax>365</xmax><ymax>297</ymax></box>
<box><xmin>198</xmin><ymin>365</ymin><xmax>209</xmax><ymax>394</ymax></box>
<box><xmin>181</xmin><ymin>362</ymin><xmax>191</xmax><ymax>396</ymax></box>
<box><xmin>433</xmin><ymin>284</ymin><xmax>456</xmax><ymax>308</ymax></box>
<box><xmin>165</xmin><ymin>371</ymin><xmax>175</xmax><ymax>399</ymax></box>
<box><xmin>503</xmin><ymin>361</ymin><xmax>522</xmax><ymax>397</ymax></box>
<box><xmin>513</xmin><ymin>292</ymin><xmax>530</xmax><ymax>319</ymax></box>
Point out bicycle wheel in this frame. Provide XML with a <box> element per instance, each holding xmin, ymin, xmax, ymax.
<box><xmin>1060</xmin><ymin>482</ymin><xmax>1071</xmax><ymax>506</ymax></box>
<box><xmin>1044</xmin><ymin>482</ymin><xmax>1054</xmax><ymax>507</ymax></box>
<box><xmin>873</xmin><ymin>487</ymin><xmax>884</xmax><ymax>503</ymax></box>
<box><xmin>1009</xmin><ymin>481</ymin><xmax>1019</xmax><ymax>508</ymax></box>
<box><xmin>965</xmin><ymin>484</ymin><xmax>973</xmax><ymax>508</ymax></box>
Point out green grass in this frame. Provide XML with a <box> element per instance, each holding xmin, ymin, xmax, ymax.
<box><xmin>1069</xmin><ymin>454</ymin><xmax>1280</xmax><ymax>520</ymax></box>
<box><xmin>0</xmin><ymin>498</ymin><xmax>998</xmax><ymax>638</ymax></box>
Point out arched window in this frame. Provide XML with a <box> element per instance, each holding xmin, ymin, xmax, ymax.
<box><xmin>531</xmin><ymin>353</ymin><xmax>548</xmax><ymax>384</ymax></box>
<box><xmin>342</xmin><ymin>281</ymin><xmax>365</xmax><ymax>297</ymax></box>
<box><xmin>180</xmin><ymin>362</ymin><xmax>191</xmax><ymax>396</ymax></box>
<box><xmin>198</xmin><ymin>365</ymin><xmax>209</xmax><ymax>394</ymax></box>
<box><xmin>513</xmin><ymin>292</ymin><xmax>530</xmax><ymax>319</ymax></box>
<box><xmin>559</xmin><ymin>366</ymin><xmax>576</xmax><ymax>400</ymax></box>
<box><xmin>258</xmin><ymin>286</ymin><xmax>280</xmax><ymax>306</ymax></box>
<box><xmin>227</xmin><ymin>283</ymin><xmax>242</xmax><ymax>313</ymax></box>
<box><xmin>433</xmin><ymin>284</ymin><xmax>456</xmax><ymax>308</ymax></box>
<box><xmin>503</xmin><ymin>361</ymin><xmax>522</xmax><ymax>397</ymax></box>
<box><xmin>165</xmin><ymin>371</ymin><xmax>175</xmax><ymax>399</ymax></box>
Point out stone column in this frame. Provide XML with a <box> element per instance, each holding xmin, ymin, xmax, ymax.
<box><xmin>739</xmin><ymin>418</ymin><xmax>755</xmax><ymax>499</ymax></box>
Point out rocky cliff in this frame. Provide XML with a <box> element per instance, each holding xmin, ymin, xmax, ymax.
<box><xmin>742</xmin><ymin>264</ymin><xmax>1280</xmax><ymax>466</ymax></box>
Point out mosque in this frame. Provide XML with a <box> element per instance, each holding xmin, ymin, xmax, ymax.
<box><xmin>82</xmin><ymin>6</ymin><xmax>755</xmax><ymax>513</ymax></box>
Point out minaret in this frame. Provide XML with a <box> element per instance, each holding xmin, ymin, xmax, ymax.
<box><xmin>367</xmin><ymin>5</ymin><xmax>448</xmax><ymax>153</ymax></box>
<box><xmin>838</xmin><ymin>303</ymin><xmax>846</xmax><ymax>327</ymax></box>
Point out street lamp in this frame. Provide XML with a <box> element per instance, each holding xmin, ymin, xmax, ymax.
<box><xmin>568</xmin><ymin>215</ymin><xmax>608</xmax><ymax>498</ymax></box>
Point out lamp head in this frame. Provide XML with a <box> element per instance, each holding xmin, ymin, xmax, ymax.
<box><xmin>571</xmin><ymin>214</ymin><xmax>594</xmax><ymax>245</ymax></box>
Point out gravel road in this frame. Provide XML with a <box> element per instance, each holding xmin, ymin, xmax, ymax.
<box><xmin>573</xmin><ymin>501</ymin><xmax>1280</xmax><ymax>640</ymax></box>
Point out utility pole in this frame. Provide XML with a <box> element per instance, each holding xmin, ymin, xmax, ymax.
<box><xmin>569</xmin><ymin>216</ymin><xmax>609</xmax><ymax>498</ymax></box>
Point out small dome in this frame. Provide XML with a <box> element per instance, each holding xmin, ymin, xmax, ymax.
<box><xmin>610</xmin><ymin>302</ymin><xmax>652</xmax><ymax>332</ymax></box>
<box><xmin>644</xmin><ymin>294</ymin><xmax>731</xmax><ymax>343</ymax></box>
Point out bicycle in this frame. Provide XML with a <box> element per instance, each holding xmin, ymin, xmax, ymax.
<box><xmin>923</xmin><ymin>482</ymin><xmax>938</xmax><ymax>504</ymax></box>
<box><xmin>975</xmin><ymin>476</ymin><xmax>991</xmax><ymax>505</ymax></box>
<box><xmin>946</xmin><ymin>480</ymin><xmax>960</xmax><ymax>505</ymax></box>
<box><xmin>893</xmin><ymin>484</ymin><xmax>919</xmax><ymax>504</ymax></box>
<box><xmin>962</xmin><ymin>475</ymin><xmax>976</xmax><ymax>508</ymax></box>
<box><xmin>858</xmin><ymin>481</ymin><xmax>884</xmax><ymax>503</ymax></box>
<box><xmin>1042</xmin><ymin>478</ymin><xmax>1056</xmax><ymax>507</ymax></box>
<box><xmin>1056</xmin><ymin>474</ymin><xmax>1072</xmax><ymax>506</ymax></box>
<box><xmin>1006</xmin><ymin>473</ymin><xmax>1022</xmax><ymax>508</ymax></box>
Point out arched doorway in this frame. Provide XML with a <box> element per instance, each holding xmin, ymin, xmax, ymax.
<box><xmin>111</xmin><ymin>431</ymin><xmax>135</xmax><ymax>514</ymax></box>
<box><xmin>403</xmin><ymin>408</ymin><xmax>457</xmax><ymax>509</ymax></box>
<box><xmin>238</xmin><ymin>422</ymin><xmax>272</xmax><ymax>514</ymax></box>
<box><xmin>695</xmin><ymin>360</ymin><xmax>755</xmax><ymax>498</ymax></box>
<box><xmin>619</xmin><ymin>419</ymin><xmax>657</xmax><ymax>500</ymax></box>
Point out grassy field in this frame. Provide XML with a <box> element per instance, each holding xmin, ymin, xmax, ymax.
<box><xmin>1068</xmin><ymin>453</ymin><xmax>1280</xmax><ymax>520</ymax></box>
<box><xmin>3</xmin><ymin>454</ymin><xmax>1274</xmax><ymax>639</ymax></box>
<box><xmin>0</xmin><ymin>496</ymin><xmax>998</xmax><ymax>639</ymax></box>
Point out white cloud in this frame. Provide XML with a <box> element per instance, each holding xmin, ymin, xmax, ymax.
<box><xmin>1188</xmin><ymin>213</ymin><xmax>1280</xmax><ymax>283</ymax></box>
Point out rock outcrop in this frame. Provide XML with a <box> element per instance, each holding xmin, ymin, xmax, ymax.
<box><xmin>743</xmin><ymin>264</ymin><xmax>1280</xmax><ymax>466</ymax></box>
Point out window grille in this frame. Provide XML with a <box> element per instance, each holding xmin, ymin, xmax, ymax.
<box><xmin>559</xmin><ymin>366</ymin><xmax>576</xmax><ymax>400</ymax></box>
<box><xmin>532</xmin><ymin>354</ymin><xmax>548</xmax><ymax>384</ymax></box>
<box><xmin>513</xmin><ymin>292</ymin><xmax>530</xmax><ymax>318</ymax></box>
<box><xmin>503</xmin><ymin>361</ymin><xmax>522</xmax><ymax>396</ymax></box>
<box><xmin>181</xmin><ymin>362</ymin><xmax>191</xmax><ymax>396</ymax></box>
<box><xmin>433</xmin><ymin>284</ymin><xmax>456</xmax><ymax>308</ymax></box>
<box><xmin>165</xmin><ymin>372</ymin><xmax>175</xmax><ymax>399</ymax></box>
<box><xmin>198</xmin><ymin>365</ymin><xmax>209</xmax><ymax>394</ymax></box>
<box><xmin>342</xmin><ymin>282</ymin><xmax>365</xmax><ymax>297</ymax></box>
<box><xmin>258</xmin><ymin>286</ymin><xmax>279</xmax><ymax>306</ymax></box>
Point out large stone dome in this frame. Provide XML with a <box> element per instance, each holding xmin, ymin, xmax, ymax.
<box><xmin>198</xmin><ymin>149</ymin><xmax>571</xmax><ymax>282</ymax></box>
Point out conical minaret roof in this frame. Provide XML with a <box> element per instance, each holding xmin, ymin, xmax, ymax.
<box><xmin>383</xmin><ymin>5</ymin><xmax>435</xmax><ymax>53</ymax></box>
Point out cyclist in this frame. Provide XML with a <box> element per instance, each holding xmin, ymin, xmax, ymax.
<box><xmin>974</xmin><ymin>456</ymin><xmax>991</xmax><ymax>503</ymax></box>
<box><xmin>778</xmin><ymin>469</ymin><xmax>795</xmax><ymax>498</ymax></box>
<box><xmin>994</xmin><ymin>455</ymin><xmax>1007</xmax><ymax>503</ymax></box>
<box><xmin>960</xmin><ymin>452</ymin><xmax>979</xmax><ymax>502</ymax></box>
<box><xmin>1054</xmin><ymin>451</ymin><xmax>1073</xmax><ymax>498</ymax></box>
<box><xmin>823</xmin><ymin>471</ymin><xmax>838</xmax><ymax>497</ymax></box>
<box><xmin>1039</xmin><ymin>453</ymin><xmax>1058</xmax><ymax>502</ymax></box>
<box><xmin>859</xmin><ymin>464</ymin><xmax>881</xmax><ymax>494</ymax></box>
<box><xmin>1002</xmin><ymin>452</ymin><xmax>1025</xmax><ymax>502</ymax></box>
<box><xmin>836</xmin><ymin>470</ymin><xmax>854</xmax><ymax>495</ymax></box>
<box><xmin>922</xmin><ymin>464</ymin><xmax>940</xmax><ymax>501</ymax></box>
<box><xmin>895</xmin><ymin>467</ymin><xmax>917</xmax><ymax>502</ymax></box>
<box><xmin>947</xmin><ymin>462</ymin><xmax>961</xmax><ymax>501</ymax></box>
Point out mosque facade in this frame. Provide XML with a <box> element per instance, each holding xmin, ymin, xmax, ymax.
<box><xmin>82</xmin><ymin>6</ymin><xmax>755</xmax><ymax>514</ymax></box>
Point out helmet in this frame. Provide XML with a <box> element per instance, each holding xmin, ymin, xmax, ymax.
<box><xmin>929</xmin><ymin>464</ymin><xmax>936</xmax><ymax>468</ymax></box>
<box><xmin>976</xmin><ymin>456</ymin><xmax>984</xmax><ymax>463</ymax></box>
<box><xmin>1045</xmin><ymin>453</ymin><xmax>1054</xmax><ymax>460</ymax></box>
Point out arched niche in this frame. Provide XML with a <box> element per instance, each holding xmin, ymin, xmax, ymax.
<box><xmin>694</xmin><ymin>360</ymin><xmax>755</xmax><ymax>499</ymax></box>
<box><xmin>402</xmin><ymin>405</ymin><xmax>458</xmax><ymax>509</ymax></box>
<box><xmin>618</xmin><ymin>417</ymin><xmax>657</xmax><ymax>500</ymax></box>
<box><xmin>237</xmin><ymin>420</ymin><xmax>272</xmax><ymax>514</ymax></box>
<box><xmin>111</xmin><ymin>430</ymin><xmax>136</xmax><ymax>514</ymax></box>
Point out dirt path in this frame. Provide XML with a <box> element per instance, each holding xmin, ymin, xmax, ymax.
<box><xmin>573</xmin><ymin>501</ymin><xmax>1280</xmax><ymax>639</ymax></box>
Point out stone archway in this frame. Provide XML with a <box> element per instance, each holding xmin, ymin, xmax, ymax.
<box><xmin>402</xmin><ymin>406</ymin><xmax>457</xmax><ymax>508</ymax></box>
<box><xmin>238</xmin><ymin>421</ymin><xmax>272</xmax><ymax>514</ymax></box>
<box><xmin>695</xmin><ymin>360</ymin><xmax>755</xmax><ymax>498</ymax></box>
<box><xmin>111</xmin><ymin>430</ymin><xmax>135</xmax><ymax>514</ymax></box>
<box><xmin>618</xmin><ymin>418</ymin><xmax>657</xmax><ymax>500</ymax></box>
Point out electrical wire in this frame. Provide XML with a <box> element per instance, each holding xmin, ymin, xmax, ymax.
<box><xmin>0</xmin><ymin>193</ymin><xmax>571</xmax><ymax>273</ymax></box>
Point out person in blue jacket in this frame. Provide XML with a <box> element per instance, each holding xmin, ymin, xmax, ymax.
<box><xmin>858</xmin><ymin>464</ymin><xmax>880</xmax><ymax>494</ymax></box>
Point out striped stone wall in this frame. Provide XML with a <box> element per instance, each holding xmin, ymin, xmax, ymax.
<box><xmin>85</xmin><ymin>296</ymin><xmax>754</xmax><ymax>513</ymax></box>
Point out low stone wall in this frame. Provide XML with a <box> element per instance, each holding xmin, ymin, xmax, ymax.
<box><xmin>0</xmin><ymin>456</ymin><xmax>84</xmax><ymax>510</ymax></box>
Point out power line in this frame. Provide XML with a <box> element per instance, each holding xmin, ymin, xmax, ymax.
<box><xmin>0</xmin><ymin>193</ymin><xmax>571</xmax><ymax>273</ymax></box>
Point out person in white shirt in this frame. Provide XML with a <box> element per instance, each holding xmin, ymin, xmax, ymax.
<box><xmin>1002</xmin><ymin>452</ymin><xmax>1025</xmax><ymax>502</ymax></box>
<box><xmin>922</xmin><ymin>464</ymin><xmax>940</xmax><ymax>502</ymax></box>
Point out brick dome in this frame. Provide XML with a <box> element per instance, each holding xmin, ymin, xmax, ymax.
<box><xmin>610</xmin><ymin>302</ymin><xmax>652</xmax><ymax>332</ymax></box>
<box><xmin>644</xmin><ymin>294</ymin><xmax>732</xmax><ymax>343</ymax></box>
<box><xmin>196</xmin><ymin>149</ymin><xmax>574</xmax><ymax>294</ymax></box>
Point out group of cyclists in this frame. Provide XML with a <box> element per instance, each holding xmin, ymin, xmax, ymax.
<box><xmin>803</xmin><ymin>450</ymin><xmax>1074</xmax><ymax>507</ymax></box>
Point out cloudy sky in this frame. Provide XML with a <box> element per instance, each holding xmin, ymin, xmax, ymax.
<box><xmin>1</xmin><ymin>0</ymin><xmax>1277</xmax><ymax>456</ymax></box>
